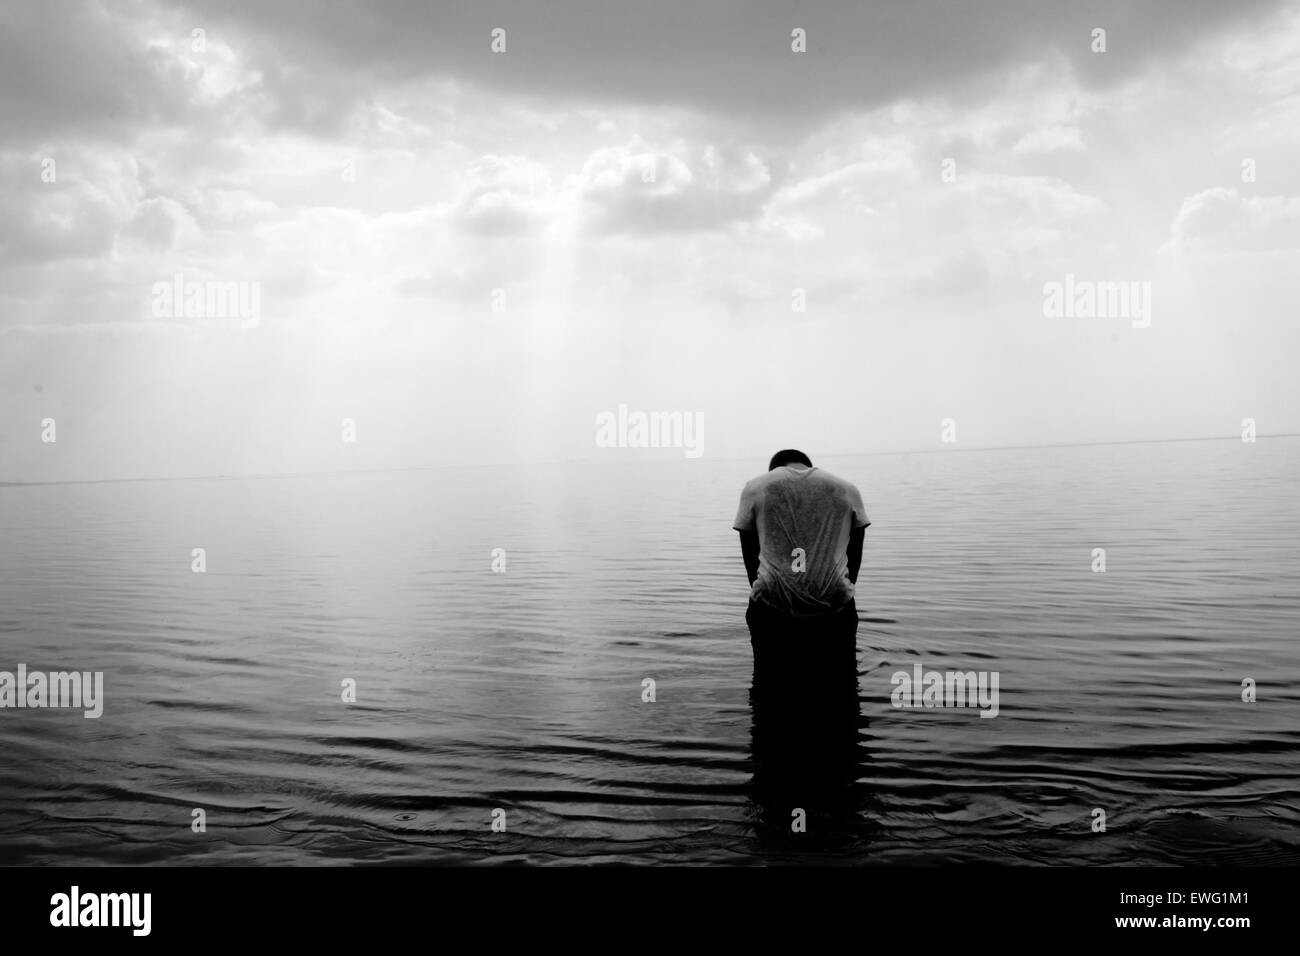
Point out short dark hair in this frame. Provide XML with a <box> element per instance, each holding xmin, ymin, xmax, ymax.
<box><xmin>768</xmin><ymin>449</ymin><xmax>813</xmax><ymax>470</ymax></box>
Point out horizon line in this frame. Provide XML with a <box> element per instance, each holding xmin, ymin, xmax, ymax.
<box><xmin>1</xmin><ymin>431</ymin><xmax>1293</xmax><ymax>488</ymax></box>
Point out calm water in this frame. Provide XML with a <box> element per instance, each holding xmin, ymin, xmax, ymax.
<box><xmin>1</xmin><ymin>439</ymin><xmax>1298</xmax><ymax>865</ymax></box>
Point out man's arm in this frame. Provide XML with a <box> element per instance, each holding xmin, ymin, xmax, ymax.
<box><xmin>738</xmin><ymin>528</ymin><xmax>760</xmax><ymax>587</ymax></box>
<box><xmin>846</xmin><ymin>525</ymin><xmax>865</xmax><ymax>585</ymax></box>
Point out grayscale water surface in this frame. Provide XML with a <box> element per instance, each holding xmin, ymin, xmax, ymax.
<box><xmin>1</xmin><ymin>438</ymin><xmax>1298</xmax><ymax>864</ymax></box>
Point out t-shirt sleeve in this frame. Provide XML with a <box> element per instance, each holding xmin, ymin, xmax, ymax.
<box><xmin>848</xmin><ymin>484</ymin><xmax>871</xmax><ymax>529</ymax></box>
<box><xmin>733</xmin><ymin>482</ymin><xmax>757</xmax><ymax>532</ymax></box>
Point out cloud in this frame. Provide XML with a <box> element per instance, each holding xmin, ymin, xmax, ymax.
<box><xmin>8</xmin><ymin>0</ymin><xmax>1281</xmax><ymax>152</ymax></box>
<box><xmin>575</xmin><ymin>140</ymin><xmax>774</xmax><ymax>234</ymax></box>
<box><xmin>1167</xmin><ymin>187</ymin><xmax>1300</xmax><ymax>251</ymax></box>
<box><xmin>0</xmin><ymin>151</ymin><xmax>129</xmax><ymax>268</ymax></box>
<box><xmin>3</xmin><ymin>0</ymin><xmax>1299</xmax><ymax>484</ymax></box>
<box><xmin>0</xmin><ymin>0</ymin><xmax>261</xmax><ymax>147</ymax></box>
<box><xmin>119</xmin><ymin>195</ymin><xmax>199</xmax><ymax>251</ymax></box>
<box><xmin>446</xmin><ymin>154</ymin><xmax>554</xmax><ymax>237</ymax></box>
<box><xmin>1011</xmin><ymin>125</ymin><xmax>1085</xmax><ymax>154</ymax></box>
<box><xmin>225</xmin><ymin>1</ymin><xmax>1290</xmax><ymax>129</ymax></box>
<box><xmin>435</xmin><ymin>139</ymin><xmax>780</xmax><ymax>238</ymax></box>
<box><xmin>948</xmin><ymin>173</ymin><xmax>1107</xmax><ymax>222</ymax></box>
<box><xmin>771</xmin><ymin>153</ymin><xmax>913</xmax><ymax>213</ymax></box>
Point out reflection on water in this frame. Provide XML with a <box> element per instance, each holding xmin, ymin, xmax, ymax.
<box><xmin>1</xmin><ymin>437</ymin><xmax>1299</xmax><ymax>864</ymax></box>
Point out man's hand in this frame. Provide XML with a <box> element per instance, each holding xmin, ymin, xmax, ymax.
<box><xmin>738</xmin><ymin>528</ymin><xmax>760</xmax><ymax>587</ymax></box>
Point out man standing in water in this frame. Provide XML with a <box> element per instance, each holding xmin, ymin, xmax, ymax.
<box><xmin>733</xmin><ymin>449</ymin><xmax>869</xmax><ymax>674</ymax></box>
<box><xmin>735</xmin><ymin>449</ymin><xmax>870</xmax><ymax>836</ymax></box>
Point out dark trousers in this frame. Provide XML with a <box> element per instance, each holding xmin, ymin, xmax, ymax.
<box><xmin>744</xmin><ymin>598</ymin><xmax>862</xmax><ymax>836</ymax></box>
<box><xmin>745</xmin><ymin>597</ymin><xmax>859</xmax><ymax>684</ymax></box>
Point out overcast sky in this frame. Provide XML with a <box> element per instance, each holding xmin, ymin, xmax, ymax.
<box><xmin>2</xmin><ymin>0</ymin><xmax>1299</xmax><ymax>481</ymax></box>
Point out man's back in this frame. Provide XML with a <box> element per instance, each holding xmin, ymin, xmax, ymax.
<box><xmin>733</xmin><ymin>463</ymin><xmax>870</xmax><ymax>617</ymax></box>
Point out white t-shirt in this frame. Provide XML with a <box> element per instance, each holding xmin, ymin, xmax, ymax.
<box><xmin>733</xmin><ymin>464</ymin><xmax>870</xmax><ymax>616</ymax></box>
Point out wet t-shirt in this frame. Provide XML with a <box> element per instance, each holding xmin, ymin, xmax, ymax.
<box><xmin>732</xmin><ymin>465</ymin><xmax>870</xmax><ymax>616</ymax></box>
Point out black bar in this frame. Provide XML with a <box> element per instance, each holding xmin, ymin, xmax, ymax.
<box><xmin>1</xmin><ymin>866</ymin><xmax>1286</xmax><ymax>943</ymax></box>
